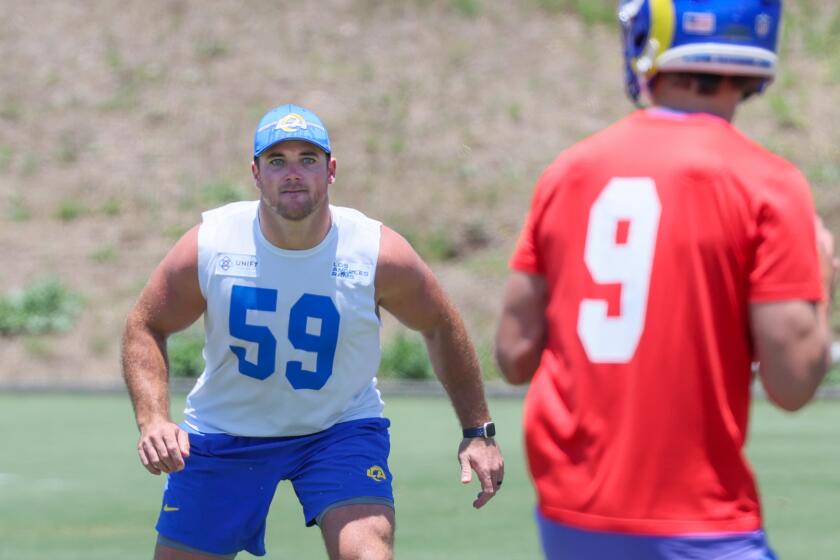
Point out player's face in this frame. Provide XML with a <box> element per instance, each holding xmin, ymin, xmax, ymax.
<box><xmin>252</xmin><ymin>140</ymin><xmax>335</xmax><ymax>221</ymax></box>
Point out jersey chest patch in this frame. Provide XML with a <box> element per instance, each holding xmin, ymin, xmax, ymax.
<box><xmin>215</xmin><ymin>254</ymin><xmax>258</xmax><ymax>278</ymax></box>
<box><xmin>331</xmin><ymin>261</ymin><xmax>373</xmax><ymax>282</ymax></box>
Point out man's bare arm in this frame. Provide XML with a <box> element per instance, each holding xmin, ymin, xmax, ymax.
<box><xmin>494</xmin><ymin>271</ymin><xmax>547</xmax><ymax>385</ymax></box>
<box><xmin>375</xmin><ymin>225</ymin><xmax>504</xmax><ymax>508</ymax></box>
<box><xmin>751</xmin><ymin>300</ymin><xmax>830</xmax><ymax>411</ymax></box>
<box><xmin>751</xmin><ymin>218</ymin><xmax>837</xmax><ymax>411</ymax></box>
<box><xmin>121</xmin><ymin>225</ymin><xmax>205</xmax><ymax>474</ymax></box>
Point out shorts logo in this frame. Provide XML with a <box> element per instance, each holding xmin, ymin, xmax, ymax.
<box><xmin>277</xmin><ymin>113</ymin><xmax>309</xmax><ymax>133</ymax></box>
<box><xmin>366</xmin><ymin>465</ymin><xmax>387</xmax><ymax>482</ymax></box>
<box><xmin>163</xmin><ymin>504</ymin><xmax>180</xmax><ymax>512</ymax></box>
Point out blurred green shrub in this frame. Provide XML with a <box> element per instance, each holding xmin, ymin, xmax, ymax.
<box><xmin>201</xmin><ymin>179</ymin><xmax>248</xmax><ymax>206</ymax></box>
<box><xmin>100</xmin><ymin>198</ymin><xmax>122</xmax><ymax>216</ymax></box>
<box><xmin>379</xmin><ymin>331</ymin><xmax>433</xmax><ymax>380</ymax></box>
<box><xmin>0</xmin><ymin>279</ymin><xmax>84</xmax><ymax>336</ymax></box>
<box><xmin>536</xmin><ymin>0</ymin><xmax>615</xmax><ymax>24</ymax></box>
<box><xmin>55</xmin><ymin>199</ymin><xmax>87</xmax><ymax>221</ymax></box>
<box><xmin>451</xmin><ymin>0</ymin><xmax>481</xmax><ymax>17</ymax></box>
<box><xmin>7</xmin><ymin>193</ymin><xmax>31</xmax><ymax>222</ymax></box>
<box><xmin>168</xmin><ymin>330</ymin><xmax>205</xmax><ymax>378</ymax></box>
<box><xmin>403</xmin><ymin>228</ymin><xmax>459</xmax><ymax>262</ymax></box>
<box><xmin>90</xmin><ymin>246</ymin><xmax>118</xmax><ymax>263</ymax></box>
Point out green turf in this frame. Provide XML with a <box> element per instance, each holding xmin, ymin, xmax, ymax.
<box><xmin>0</xmin><ymin>393</ymin><xmax>837</xmax><ymax>559</ymax></box>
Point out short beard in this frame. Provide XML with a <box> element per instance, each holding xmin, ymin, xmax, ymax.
<box><xmin>262</xmin><ymin>193</ymin><xmax>322</xmax><ymax>221</ymax></box>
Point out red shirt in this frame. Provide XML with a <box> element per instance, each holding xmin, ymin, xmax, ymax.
<box><xmin>511</xmin><ymin>109</ymin><xmax>823</xmax><ymax>535</ymax></box>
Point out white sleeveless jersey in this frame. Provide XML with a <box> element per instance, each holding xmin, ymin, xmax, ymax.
<box><xmin>183</xmin><ymin>201</ymin><xmax>384</xmax><ymax>437</ymax></box>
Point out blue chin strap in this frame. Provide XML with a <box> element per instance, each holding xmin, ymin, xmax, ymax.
<box><xmin>619</xmin><ymin>0</ymin><xmax>651</xmax><ymax>105</ymax></box>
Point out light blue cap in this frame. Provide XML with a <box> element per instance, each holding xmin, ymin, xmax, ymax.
<box><xmin>253</xmin><ymin>104</ymin><xmax>331</xmax><ymax>157</ymax></box>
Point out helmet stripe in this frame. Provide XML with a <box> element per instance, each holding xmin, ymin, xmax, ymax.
<box><xmin>649</xmin><ymin>0</ymin><xmax>676</xmax><ymax>76</ymax></box>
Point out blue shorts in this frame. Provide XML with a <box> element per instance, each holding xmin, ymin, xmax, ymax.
<box><xmin>156</xmin><ymin>417</ymin><xmax>394</xmax><ymax>557</ymax></box>
<box><xmin>536</xmin><ymin>510</ymin><xmax>779</xmax><ymax>560</ymax></box>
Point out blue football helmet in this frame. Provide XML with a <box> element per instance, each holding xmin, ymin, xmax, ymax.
<box><xmin>618</xmin><ymin>0</ymin><xmax>783</xmax><ymax>103</ymax></box>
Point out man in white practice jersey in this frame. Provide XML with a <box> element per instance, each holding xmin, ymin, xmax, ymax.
<box><xmin>122</xmin><ymin>104</ymin><xmax>504</xmax><ymax>560</ymax></box>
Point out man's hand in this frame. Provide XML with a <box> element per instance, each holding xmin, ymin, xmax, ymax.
<box><xmin>458</xmin><ymin>438</ymin><xmax>505</xmax><ymax>509</ymax></box>
<box><xmin>137</xmin><ymin>419</ymin><xmax>190</xmax><ymax>475</ymax></box>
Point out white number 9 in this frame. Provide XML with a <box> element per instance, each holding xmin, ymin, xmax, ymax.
<box><xmin>577</xmin><ymin>177</ymin><xmax>661</xmax><ymax>363</ymax></box>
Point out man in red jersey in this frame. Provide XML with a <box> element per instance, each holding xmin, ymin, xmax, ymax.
<box><xmin>494</xmin><ymin>1</ymin><xmax>837</xmax><ymax>558</ymax></box>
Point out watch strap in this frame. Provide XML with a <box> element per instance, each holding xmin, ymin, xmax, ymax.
<box><xmin>462</xmin><ymin>421</ymin><xmax>496</xmax><ymax>439</ymax></box>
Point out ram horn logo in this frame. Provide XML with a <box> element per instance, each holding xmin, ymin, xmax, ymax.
<box><xmin>276</xmin><ymin>113</ymin><xmax>308</xmax><ymax>133</ymax></box>
<box><xmin>366</xmin><ymin>465</ymin><xmax>386</xmax><ymax>482</ymax></box>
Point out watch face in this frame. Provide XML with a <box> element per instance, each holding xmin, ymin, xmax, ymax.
<box><xmin>485</xmin><ymin>422</ymin><xmax>496</xmax><ymax>438</ymax></box>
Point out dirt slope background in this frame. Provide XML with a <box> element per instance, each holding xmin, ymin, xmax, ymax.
<box><xmin>1</xmin><ymin>0</ymin><xmax>838</xmax><ymax>384</ymax></box>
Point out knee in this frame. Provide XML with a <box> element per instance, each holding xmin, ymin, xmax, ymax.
<box><xmin>340</xmin><ymin>517</ymin><xmax>393</xmax><ymax>560</ymax></box>
<box><xmin>322</xmin><ymin>506</ymin><xmax>395</xmax><ymax>560</ymax></box>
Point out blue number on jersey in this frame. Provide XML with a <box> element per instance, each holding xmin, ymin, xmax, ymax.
<box><xmin>229</xmin><ymin>285</ymin><xmax>278</xmax><ymax>380</ymax></box>
<box><xmin>228</xmin><ymin>286</ymin><xmax>340</xmax><ymax>389</ymax></box>
<box><xmin>286</xmin><ymin>294</ymin><xmax>341</xmax><ymax>390</ymax></box>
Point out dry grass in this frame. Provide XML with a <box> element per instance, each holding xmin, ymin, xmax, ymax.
<box><xmin>1</xmin><ymin>0</ymin><xmax>838</xmax><ymax>380</ymax></box>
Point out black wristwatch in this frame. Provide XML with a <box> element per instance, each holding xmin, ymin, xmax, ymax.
<box><xmin>462</xmin><ymin>421</ymin><xmax>496</xmax><ymax>439</ymax></box>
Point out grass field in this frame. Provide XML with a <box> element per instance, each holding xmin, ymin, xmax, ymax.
<box><xmin>0</xmin><ymin>393</ymin><xmax>838</xmax><ymax>559</ymax></box>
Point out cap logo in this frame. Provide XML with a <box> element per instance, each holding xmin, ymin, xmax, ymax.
<box><xmin>276</xmin><ymin>113</ymin><xmax>309</xmax><ymax>133</ymax></box>
<box><xmin>755</xmin><ymin>14</ymin><xmax>771</xmax><ymax>38</ymax></box>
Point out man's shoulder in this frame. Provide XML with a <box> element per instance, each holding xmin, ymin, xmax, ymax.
<box><xmin>197</xmin><ymin>201</ymin><xmax>259</xmax><ymax>254</ymax></box>
<box><xmin>719</xmin><ymin>130</ymin><xmax>809</xmax><ymax>196</ymax></box>
<box><xmin>201</xmin><ymin>200</ymin><xmax>259</xmax><ymax>224</ymax></box>
<box><xmin>545</xmin><ymin>113</ymin><xmax>638</xmax><ymax>171</ymax></box>
<box><xmin>746</xmin><ymin>146</ymin><xmax>803</xmax><ymax>182</ymax></box>
<box><xmin>331</xmin><ymin>205</ymin><xmax>382</xmax><ymax>232</ymax></box>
